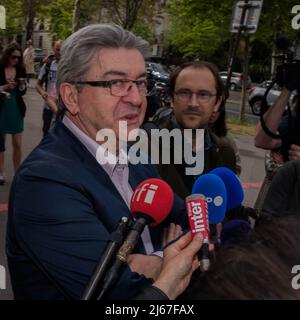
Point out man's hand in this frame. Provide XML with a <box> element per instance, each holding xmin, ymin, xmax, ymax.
<box><xmin>289</xmin><ymin>144</ymin><xmax>300</xmax><ymax>161</ymax></box>
<box><xmin>127</xmin><ymin>254</ymin><xmax>163</xmax><ymax>281</ymax></box>
<box><xmin>153</xmin><ymin>229</ymin><xmax>203</xmax><ymax>300</ymax></box>
<box><xmin>162</xmin><ymin>222</ymin><xmax>183</xmax><ymax>248</ymax></box>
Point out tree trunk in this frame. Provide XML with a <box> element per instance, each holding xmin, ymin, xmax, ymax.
<box><xmin>72</xmin><ymin>0</ymin><xmax>81</xmax><ymax>33</ymax></box>
<box><xmin>239</xmin><ymin>34</ymin><xmax>250</xmax><ymax>122</ymax></box>
<box><xmin>25</xmin><ymin>0</ymin><xmax>35</xmax><ymax>40</ymax></box>
<box><xmin>110</xmin><ymin>0</ymin><xmax>143</xmax><ymax>30</ymax></box>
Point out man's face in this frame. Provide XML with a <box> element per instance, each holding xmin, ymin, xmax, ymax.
<box><xmin>70</xmin><ymin>48</ymin><xmax>147</xmax><ymax>141</ymax></box>
<box><xmin>54</xmin><ymin>43</ymin><xmax>61</xmax><ymax>61</ymax></box>
<box><xmin>171</xmin><ymin>67</ymin><xmax>221</xmax><ymax>129</ymax></box>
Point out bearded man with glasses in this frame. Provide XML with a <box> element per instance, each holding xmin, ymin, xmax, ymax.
<box><xmin>6</xmin><ymin>24</ymin><xmax>189</xmax><ymax>300</ymax></box>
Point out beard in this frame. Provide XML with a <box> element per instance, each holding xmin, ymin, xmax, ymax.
<box><xmin>178</xmin><ymin>109</ymin><xmax>208</xmax><ymax>129</ymax></box>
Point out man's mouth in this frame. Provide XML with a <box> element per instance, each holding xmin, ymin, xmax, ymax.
<box><xmin>184</xmin><ymin>111</ymin><xmax>202</xmax><ymax>117</ymax></box>
<box><xmin>120</xmin><ymin>113</ymin><xmax>139</xmax><ymax>124</ymax></box>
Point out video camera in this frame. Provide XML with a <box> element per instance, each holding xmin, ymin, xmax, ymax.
<box><xmin>259</xmin><ymin>34</ymin><xmax>300</xmax><ymax>162</ymax></box>
<box><xmin>274</xmin><ymin>34</ymin><xmax>300</xmax><ymax>90</ymax></box>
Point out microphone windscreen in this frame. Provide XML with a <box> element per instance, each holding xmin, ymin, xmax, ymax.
<box><xmin>221</xmin><ymin>219</ymin><xmax>251</xmax><ymax>245</ymax></box>
<box><xmin>210</xmin><ymin>167</ymin><xmax>244</xmax><ymax>211</ymax></box>
<box><xmin>192</xmin><ymin>174</ymin><xmax>227</xmax><ymax>224</ymax></box>
<box><xmin>130</xmin><ymin>178</ymin><xmax>174</xmax><ymax>226</ymax></box>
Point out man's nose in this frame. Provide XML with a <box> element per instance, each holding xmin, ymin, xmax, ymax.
<box><xmin>189</xmin><ymin>93</ymin><xmax>199</xmax><ymax>106</ymax></box>
<box><xmin>122</xmin><ymin>82</ymin><xmax>143</xmax><ymax>106</ymax></box>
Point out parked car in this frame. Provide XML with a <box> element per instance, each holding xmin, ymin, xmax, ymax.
<box><xmin>248</xmin><ymin>81</ymin><xmax>282</xmax><ymax>115</ymax></box>
<box><xmin>146</xmin><ymin>62</ymin><xmax>169</xmax><ymax>85</ymax></box>
<box><xmin>219</xmin><ymin>71</ymin><xmax>252</xmax><ymax>91</ymax></box>
<box><xmin>34</xmin><ymin>48</ymin><xmax>45</xmax><ymax>63</ymax></box>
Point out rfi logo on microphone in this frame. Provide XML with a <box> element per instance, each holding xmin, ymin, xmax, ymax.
<box><xmin>133</xmin><ymin>183</ymin><xmax>158</xmax><ymax>204</ymax></box>
<box><xmin>0</xmin><ymin>265</ymin><xmax>6</xmax><ymax>290</ymax></box>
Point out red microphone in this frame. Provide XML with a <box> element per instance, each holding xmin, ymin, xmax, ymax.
<box><xmin>185</xmin><ymin>194</ymin><xmax>210</xmax><ymax>271</ymax></box>
<box><xmin>95</xmin><ymin>178</ymin><xmax>174</xmax><ymax>299</ymax></box>
<box><xmin>115</xmin><ymin>178</ymin><xmax>174</xmax><ymax>260</ymax></box>
<box><xmin>130</xmin><ymin>178</ymin><xmax>174</xmax><ymax>226</ymax></box>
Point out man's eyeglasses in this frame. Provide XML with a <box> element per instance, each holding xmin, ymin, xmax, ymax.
<box><xmin>71</xmin><ymin>79</ymin><xmax>156</xmax><ymax>97</ymax></box>
<box><xmin>174</xmin><ymin>90</ymin><xmax>217</xmax><ymax>103</ymax></box>
<box><xmin>11</xmin><ymin>55</ymin><xmax>21</xmax><ymax>60</ymax></box>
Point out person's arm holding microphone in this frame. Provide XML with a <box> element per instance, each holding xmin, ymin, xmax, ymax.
<box><xmin>134</xmin><ymin>223</ymin><xmax>203</xmax><ymax>300</ymax></box>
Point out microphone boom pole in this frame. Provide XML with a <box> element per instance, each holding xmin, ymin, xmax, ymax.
<box><xmin>96</xmin><ymin>216</ymin><xmax>151</xmax><ymax>300</ymax></box>
<box><xmin>81</xmin><ymin>216</ymin><xmax>130</xmax><ymax>300</ymax></box>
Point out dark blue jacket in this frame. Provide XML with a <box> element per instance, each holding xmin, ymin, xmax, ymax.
<box><xmin>6</xmin><ymin>121</ymin><xmax>188</xmax><ymax>300</ymax></box>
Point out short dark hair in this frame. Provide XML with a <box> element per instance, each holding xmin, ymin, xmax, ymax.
<box><xmin>0</xmin><ymin>42</ymin><xmax>24</xmax><ymax>69</ymax></box>
<box><xmin>168</xmin><ymin>61</ymin><xmax>225</xmax><ymax>100</ymax></box>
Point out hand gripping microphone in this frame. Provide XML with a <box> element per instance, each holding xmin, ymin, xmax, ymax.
<box><xmin>96</xmin><ymin>178</ymin><xmax>174</xmax><ymax>300</ymax></box>
<box><xmin>188</xmin><ymin>174</ymin><xmax>227</xmax><ymax>271</ymax></box>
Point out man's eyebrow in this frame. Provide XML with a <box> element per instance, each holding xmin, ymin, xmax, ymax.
<box><xmin>176</xmin><ymin>88</ymin><xmax>192</xmax><ymax>91</ymax></box>
<box><xmin>102</xmin><ymin>70</ymin><xmax>147</xmax><ymax>78</ymax></box>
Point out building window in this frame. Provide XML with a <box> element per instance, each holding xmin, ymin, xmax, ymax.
<box><xmin>39</xmin><ymin>21</ymin><xmax>44</xmax><ymax>31</ymax></box>
<box><xmin>39</xmin><ymin>36</ymin><xmax>43</xmax><ymax>48</ymax></box>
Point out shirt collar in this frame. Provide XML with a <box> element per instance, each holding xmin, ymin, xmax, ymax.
<box><xmin>62</xmin><ymin>116</ymin><xmax>128</xmax><ymax>177</ymax></box>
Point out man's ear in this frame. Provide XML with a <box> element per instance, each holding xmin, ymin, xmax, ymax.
<box><xmin>213</xmin><ymin>96</ymin><xmax>223</xmax><ymax>112</ymax></box>
<box><xmin>59</xmin><ymin>83</ymin><xmax>80</xmax><ymax>115</ymax></box>
<box><xmin>170</xmin><ymin>97</ymin><xmax>175</xmax><ymax>109</ymax></box>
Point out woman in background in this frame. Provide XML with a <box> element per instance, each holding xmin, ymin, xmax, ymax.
<box><xmin>0</xmin><ymin>42</ymin><xmax>27</xmax><ymax>185</ymax></box>
<box><xmin>23</xmin><ymin>39</ymin><xmax>35</xmax><ymax>85</ymax></box>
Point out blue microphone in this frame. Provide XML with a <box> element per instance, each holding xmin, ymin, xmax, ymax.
<box><xmin>192</xmin><ymin>173</ymin><xmax>227</xmax><ymax>225</ymax></box>
<box><xmin>210</xmin><ymin>167</ymin><xmax>258</xmax><ymax>220</ymax></box>
<box><xmin>209</xmin><ymin>167</ymin><xmax>244</xmax><ymax>211</ymax></box>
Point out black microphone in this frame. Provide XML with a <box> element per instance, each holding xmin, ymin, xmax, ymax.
<box><xmin>96</xmin><ymin>178</ymin><xmax>174</xmax><ymax>300</ymax></box>
<box><xmin>81</xmin><ymin>216</ymin><xmax>130</xmax><ymax>300</ymax></box>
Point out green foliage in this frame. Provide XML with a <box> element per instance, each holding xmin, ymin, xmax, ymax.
<box><xmin>0</xmin><ymin>0</ymin><xmax>155</xmax><ymax>42</ymax></box>
<box><xmin>39</xmin><ymin>0</ymin><xmax>74</xmax><ymax>39</ymax></box>
<box><xmin>131</xmin><ymin>0</ymin><xmax>155</xmax><ymax>42</ymax></box>
<box><xmin>0</xmin><ymin>0</ymin><xmax>24</xmax><ymax>35</ymax></box>
<box><xmin>168</xmin><ymin>0</ymin><xmax>299</xmax><ymax>63</ymax></box>
<box><xmin>253</xmin><ymin>0</ymin><xmax>300</xmax><ymax>45</ymax></box>
<box><xmin>132</xmin><ymin>20</ymin><xmax>152</xmax><ymax>42</ymax></box>
<box><xmin>166</xmin><ymin>0</ymin><xmax>233</xmax><ymax>59</ymax></box>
